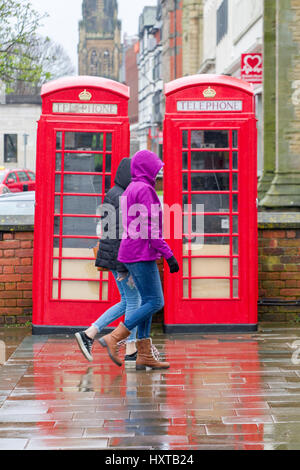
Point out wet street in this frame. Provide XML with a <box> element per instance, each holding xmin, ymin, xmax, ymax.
<box><xmin>1</xmin><ymin>324</ymin><xmax>300</xmax><ymax>450</ymax></box>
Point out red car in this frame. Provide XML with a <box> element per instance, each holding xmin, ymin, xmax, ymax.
<box><xmin>0</xmin><ymin>168</ymin><xmax>36</xmax><ymax>192</ymax></box>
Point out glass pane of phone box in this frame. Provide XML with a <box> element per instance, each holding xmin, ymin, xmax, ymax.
<box><xmin>183</xmin><ymin>279</ymin><xmax>230</xmax><ymax>298</ymax></box>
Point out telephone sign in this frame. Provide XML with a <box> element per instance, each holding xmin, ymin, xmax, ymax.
<box><xmin>177</xmin><ymin>100</ymin><xmax>243</xmax><ymax>112</ymax></box>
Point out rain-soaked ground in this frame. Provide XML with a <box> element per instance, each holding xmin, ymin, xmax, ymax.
<box><xmin>1</xmin><ymin>323</ymin><xmax>300</xmax><ymax>450</ymax></box>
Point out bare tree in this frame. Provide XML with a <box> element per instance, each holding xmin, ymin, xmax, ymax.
<box><xmin>38</xmin><ymin>38</ymin><xmax>75</xmax><ymax>82</ymax></box>
<box><xmin>12</xmin><ymin>36</ymin><xmax>76</xmax><ymax>95</ymax></box>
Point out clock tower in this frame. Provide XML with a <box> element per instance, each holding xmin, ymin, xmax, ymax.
<box><xmin>78</xmin><ymin>0</ymin><xmax>121</xmax><ymax>81</ymax></box>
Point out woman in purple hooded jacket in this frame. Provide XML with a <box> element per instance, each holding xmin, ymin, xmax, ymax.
<box><xmin>99</xmin><ymin>150</ymin><xmax>179</xmax><ymax>369</ymax></box>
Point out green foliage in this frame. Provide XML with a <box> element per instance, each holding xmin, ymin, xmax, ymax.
<box><xmin>0</xmin><ymin>0</ymin><xmax>49</xmax><ymax>91</ymax></box>
<box><xmin>3</xmin><ymin>321</ymin><xmax>32</xmax><ymax>329</ymax></box>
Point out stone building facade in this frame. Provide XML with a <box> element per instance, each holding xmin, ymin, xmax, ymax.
<box><xmin>137</xmin><ymin>6</ymin><xmax>163</xmax><ymax>154</ymax></box>
<box><xmin>123</xmin><ymin>35</ymin><xmax>140</xmax><ymax>156</ymax></box>
<box><xmin>199</xmin><ymin>0</ymin><xmax>263</xmax><ymax>175</ymax></box>
<box><xmin>160</xmin><ymin>0</ymin><xmax>204</xmax><ymax>81</ymax></box>
<box><xmin>78</xmin><ymin>0</ymin><xmax>121</xmax><ymax>82</ymax></box>
<box><xmin>256</xmin><ymin>1</ymin><xmax>300</xmax><ymax>320</ymax></box>
<box><xmin>259</xmin><ymin>0</ymin><xmax>300</xmax><ymax>209</ymax></box>
<box><xmin>182</xmin><ymin>0</ymin><xmax>204</xmax><ymax>76</ymax></box>
<box><xmin>0</xmin><ymin>95</ymin><xmax>41</xmax><ymax>172</ymax></box>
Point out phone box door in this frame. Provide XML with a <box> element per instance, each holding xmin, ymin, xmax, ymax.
<box><xmin>163</xmin><ymin>75</ymin><xmax>257</xmax><ymax>333</ymax></box>
<box><xmin>33</xmin><ymin>77</ymin><xmax>130</xmax><ymax>333</ymax></box>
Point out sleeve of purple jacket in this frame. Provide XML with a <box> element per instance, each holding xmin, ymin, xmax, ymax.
<box><xmin>138</xmin><ymin>186</ymin><xmax>174</xmax><ymax>260</ymax></box>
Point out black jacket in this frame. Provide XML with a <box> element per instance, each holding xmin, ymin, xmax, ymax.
<box><xmin>95</xmin><ymin>158</ymin><xmax>131</xmax><ymax>273</ymax></box>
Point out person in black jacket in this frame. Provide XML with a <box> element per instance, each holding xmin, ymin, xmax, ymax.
<box><xmin>75</xmin><ymin>158</ymin><xmax>140</xmax><ymax>366</ymax></box>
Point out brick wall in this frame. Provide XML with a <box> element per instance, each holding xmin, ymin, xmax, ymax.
<box><xmin>2</xmin><ymin>225</ymin><xmax>300</xmax><ymax>326</ymax></box>
<box><xmin>125</xmin><ymin>40</ymin><xmax>139</xmax><ymax>125</ymax></box>
<box><xmin>161</xmin><ymin>0</ymin><xmax>183</xmax><ymax>83</ymax></box>
<box><xmin>258</xmin><ymin>227</ymin><xmax>300</xmax><ymax>322</ymax></box>
<box><xmin>0</xmin><ymin>231</ymin><xmax>33</xmax><ymax>326</ymax></box>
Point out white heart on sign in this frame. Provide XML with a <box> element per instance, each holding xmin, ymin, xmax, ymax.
<box><xmin>242</xmin><ymin>54</ymin><xmax>262</xmax><ymax>74</ymax></box>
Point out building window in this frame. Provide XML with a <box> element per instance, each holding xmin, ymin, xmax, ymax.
<box><xmin>90</xmin><ymin>50</ymin><xmax>98</xmax><ymax>65</ymax></box>
<box><xmin>217</xmin><ymin>0</ymin><xmax>228</xmax><ymax>45</ymax></box>
<box><xmin>153</xmin><ymin>52</ymin><xmax>161</xmax><ymax>81</ymax></box>
<box><xmin>4</xmin><ymin>134</ymin><xmax>17</xmax><ymax>163</ymax></box>
<box><xmin>90</xmin><ymin>50</ymin><xmax>98</xmax><ymax>76</ymax></box>
<box><xmin>102</xmin><ymin>50</ymin><xmax>111</xmax><ymax>77</ymax></box>
<box><xmin>153</xmin><ymin>90</ymin><xmax>162</xmax><ymax>124</ymax></box>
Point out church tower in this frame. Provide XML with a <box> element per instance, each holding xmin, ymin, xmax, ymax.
<box><xmin>78</xmin><ymin>0</ymin><xmax>121</xmax><ymax>81</ymax></box>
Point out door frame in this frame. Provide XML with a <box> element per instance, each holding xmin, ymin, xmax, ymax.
<box><xmin>33</xmin><ymin>119</ymin><xmax>128</xmax><ymax>331</ymax></box>
<box><xmin>163</xmin><ymin>117</ymin><xmax>258</xmax><ymax>332</ymax></box>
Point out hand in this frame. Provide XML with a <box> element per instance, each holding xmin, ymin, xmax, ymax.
<box><xmin>117</xmin><ymin>273</ymin><xmax>128</xmax><ymax>281</ymax></box>
<box><xmin>166</xmin><ymin>256</ymin><xmax>179</xmax><ymax>273</ymax></box>
<box><xmin>127</xmin><ymin>275</ymin><xmax>136</xmax><ymax>289</ymax></box>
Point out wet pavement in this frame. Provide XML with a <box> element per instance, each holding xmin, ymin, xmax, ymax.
<box><xmin>1</xmin><ymin>323</ymin><xmax>300</xmax><ymax>449</ymax></box>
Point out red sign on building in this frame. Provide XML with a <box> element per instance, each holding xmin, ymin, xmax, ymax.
<box><xmin>241</xmin><ymin>53</ymin><xmax>263</xmax><ymax>84</ymax></box>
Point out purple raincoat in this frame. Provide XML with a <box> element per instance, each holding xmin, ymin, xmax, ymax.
<box><xmin>118</xmin><ymin>150</ymin><xmax>173</xmax><ymax>263</ymax></box>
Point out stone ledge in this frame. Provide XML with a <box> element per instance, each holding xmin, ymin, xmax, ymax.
<box><xmin>258</xmin><ymin>212</ymin><xmax>300</xmax><ymax>229</ymax></box>
<box><xmin>0</xmin><ymin>215</ymin><xmax>34</xmax><ymax>232</ymax></box>
<box><xmin>0</xmin><ymin>225</ymin><xmax>34</xmax><ymax>232</ymax></box>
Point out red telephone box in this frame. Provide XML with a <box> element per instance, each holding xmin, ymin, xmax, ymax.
<box><xmin>32</xmin><ymin>76</ymin><xmax>130</xmax><ymax>334</ymax></box>
<box><xmin>163</xmin><ymin>75</ymin><xmax>257</xmax><ymax>333</ymax></box>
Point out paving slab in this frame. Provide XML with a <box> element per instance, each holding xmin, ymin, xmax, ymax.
<box><xmin>0</xmin><ymin>323</ymin><xmax>300</xmax><ymax>449</ymax></box>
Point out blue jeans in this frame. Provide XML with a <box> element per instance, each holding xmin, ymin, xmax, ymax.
<box><xmin>123</xmin><ymin>261</ymin><xmax>164</xmax><ymax>339</ymax></box>
<box><xmin>92</xmin><ymin>270</ymin><xmax>139</xmax><ymax>342</ymax></box>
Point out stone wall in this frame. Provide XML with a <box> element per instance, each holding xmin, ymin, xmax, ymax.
<box><xmin>78</xmin><ymin>0</ymin><xmax>121</xmax><ymax>80</ymax></box>
<box><xmin>257</xmin><ymin>0</ymin><xmax>276</xmax><ymax>200</ymax></box>
<box><xmin>182</xmin><ymin>0</ymin><xmax>204</xmax><ymax>76</ymax></box>
<box><xmin>260</xmin><ymin>0</ymin><xmax>300</xmax><ymax>208</ymax></box>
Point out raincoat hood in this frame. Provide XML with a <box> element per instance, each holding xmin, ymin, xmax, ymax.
<box><xmin>131</xmin><ymin>150</ymin><xmax>164</xmax><ymax>187</ymax></box>
<box><xmin>114</xmin><ymin>157</ymin><xmax>131</xmax><ymax>190</ymax></box>
<box><xmin>117</xmin><ymin>150</ymin><xmax>173</xmax><ymax>264</ymax></box>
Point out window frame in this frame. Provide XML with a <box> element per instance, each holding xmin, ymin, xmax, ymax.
<box><xmin>4</xmin><ymin>134</ymin><xmax>18</xmax><ymax>163</ymax></box>
<box><xmin>217</xmin><ymin>0</ymin><xmax>228</xmax><ymax>45</ymax></box>
<box><xmin>5</xmin><ymin>171</ymin><xmax>18</xmax><ymax>183</ymax></box>
<box><xmin>16</xmin><ymin>170</ymin><xmax>30</xmax><ymax>182</ymax></box>
<box><xmin>27</xmin><ymin>171</ymin><xmax>36</xmax><ymax>181</ymax></box>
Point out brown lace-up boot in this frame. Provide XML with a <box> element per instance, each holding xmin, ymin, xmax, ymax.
<box><xmin>99</xmin><ymin>322</ymin><xmax>130</xmax><ymax>366</ymax></box>
<box><xmin>136</xmin><ymin>338</ymin><xmax>170</xmax><ymax>370</ymax></box>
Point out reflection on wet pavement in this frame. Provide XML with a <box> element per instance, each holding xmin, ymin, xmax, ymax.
<box><xmin>0</xmin><ymin>328</ymin><xmax>31</xmax><ymax>365</ymax></box>
<box><xmin>1</xmin><ymin>324</ymin><xmax>300</xmax><ymax>449</ymax></box>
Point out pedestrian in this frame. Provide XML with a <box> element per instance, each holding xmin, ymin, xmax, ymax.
<box><xmin>99</xmin><ymin>150</ymin><xmax>179</xmax><ymax>370</ymax></box>
<box><xmin>75</xmin><ymin>158</ymin><xmax>140</xmax><ymax>367</ymax></box>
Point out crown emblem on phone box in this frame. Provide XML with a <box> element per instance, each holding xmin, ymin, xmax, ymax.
<box><xmin>203</xmin><ymin>87</ymin><xmax>217</xmax><ymax>98</ymax></box>
<box><xmin>79</xmin><ymin>89</ymin><xmax>92</xmax><ymax>101</ymax></box>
